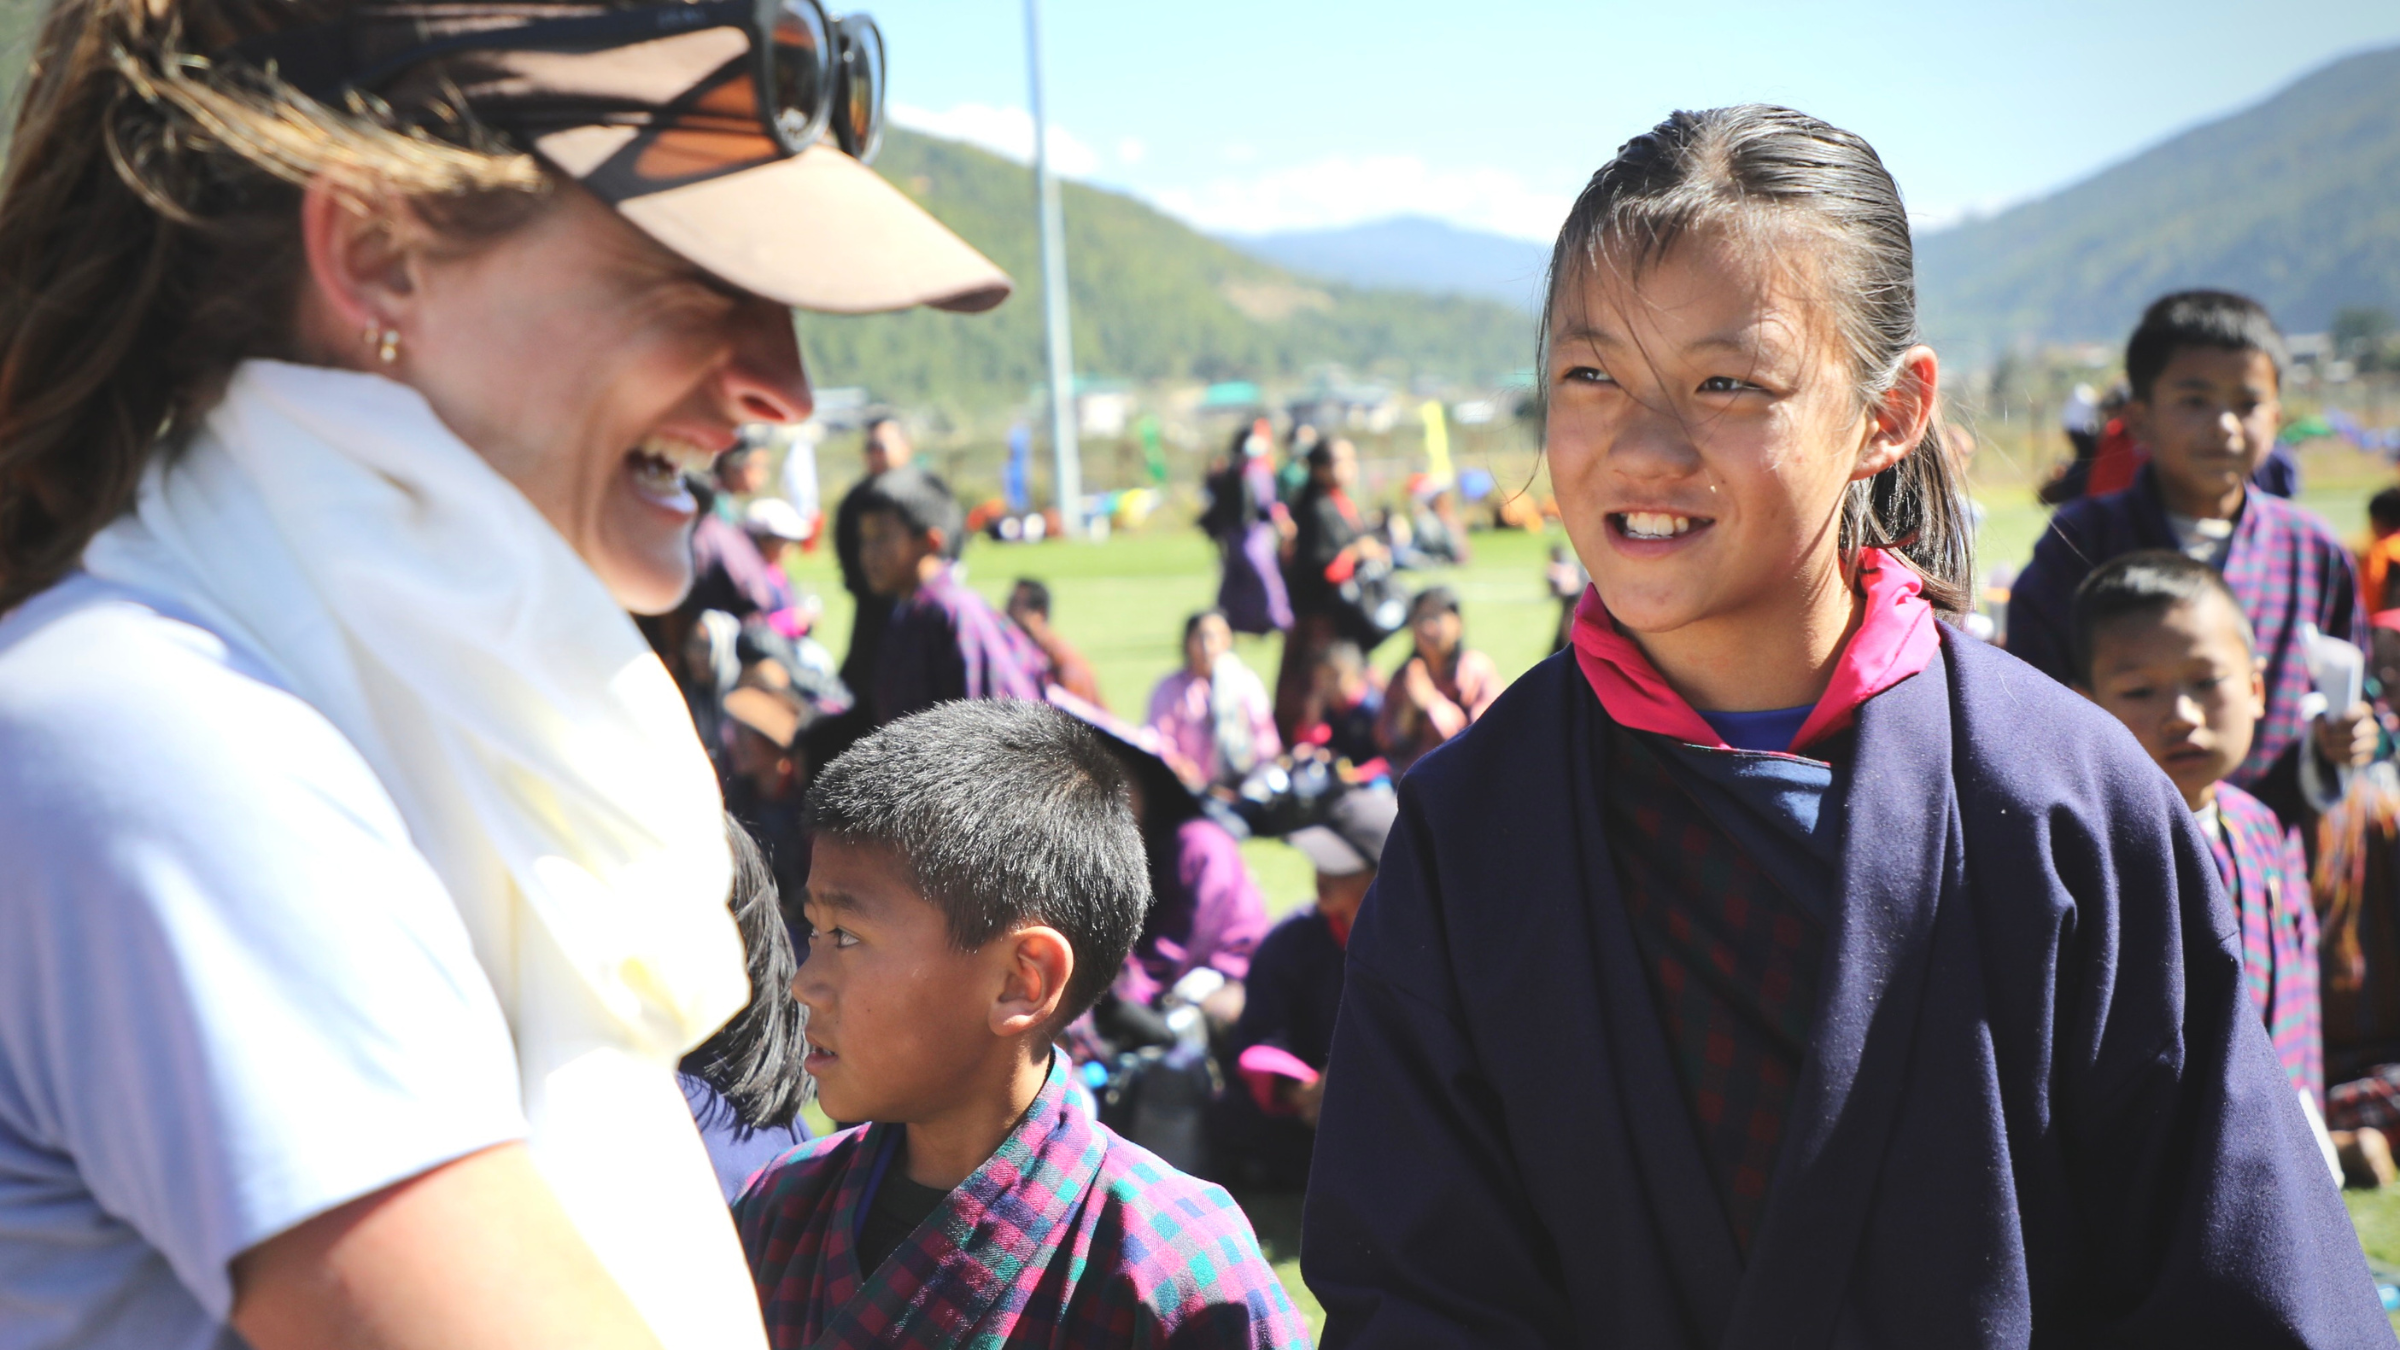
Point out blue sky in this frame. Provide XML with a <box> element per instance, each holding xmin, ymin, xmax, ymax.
<box><xmin>867</xmin><ymin>0</ymin><xmax>2400</xmax><ymax>241</ymax></box>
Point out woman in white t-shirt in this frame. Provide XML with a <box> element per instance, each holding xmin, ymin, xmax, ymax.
<box><xmin>0</xmin><ymin>0</ymin><xmax>1008</xmax><ymax>1346</ymax></box>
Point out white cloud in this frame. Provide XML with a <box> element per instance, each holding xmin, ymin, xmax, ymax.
<box><xmin>1115</xmin><ymin>136</ymin><xmax>1147</xmax><ymax>166</ymax></box>
<box><xmin>890</xmin><ymin>102</ymin><xmax>1100</xmax><ymax>178</ymax></box>
<box><xmin>1150</xmin><ymin>154</ymin><xmax>1573</xmax><ymax>242</ymax></box>
<box><xmin>1906</xmin><ymin>193</ymin><xmax>2025</xmax><ymax>233</ymax></box>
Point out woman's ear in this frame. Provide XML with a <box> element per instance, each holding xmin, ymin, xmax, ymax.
<box><xmin>990</xmin><ymin>925</ymin><xmax>1074</xmax><ymax>1038</ymax></box>
<box><xmin>1852</xmin><ymin>345</ymin><xmax>1940</xmax><ymax>482</ymax></box>
<box><xmin>293</xmin><ymin>174</ymin><xmax>424</xmax><ymax>371</ymax></box>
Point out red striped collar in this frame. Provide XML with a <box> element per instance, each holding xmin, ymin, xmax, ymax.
<box><xmin>1570</xmin><ymin>548</ymin><xmax>1940</xmax><ymax>754</ymax></box>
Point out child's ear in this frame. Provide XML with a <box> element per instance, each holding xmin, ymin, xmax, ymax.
<box><xmin>922</xmin><ymin>526</ymin><xmax>949</xmax><ymax>559</ymax></box>
<box><xmin>991</xmin><ymin>925</ymin><xmax>1074</xmax><ymax>1038</ymax></box>
<box><xmin>1853</xmin><ymin>345</ymin><xmax>1938</xmax><ymax>482</ymax></box>
<box><xmin>2249</xmin><ymin>661</ymin><xmax>2268</xmax><ymax>719</ymax></box>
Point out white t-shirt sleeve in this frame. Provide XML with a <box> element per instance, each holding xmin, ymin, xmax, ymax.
<box><xmin>0</xmin><ymin>585</ymin><xmax>527</xmax><ymax>1321</ymax></box>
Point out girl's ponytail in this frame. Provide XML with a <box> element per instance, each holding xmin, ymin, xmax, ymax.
<box><xmin>1844</xmin><ymin>406</ymin><xmax>1975</xmax><ymax>617</ymax></box>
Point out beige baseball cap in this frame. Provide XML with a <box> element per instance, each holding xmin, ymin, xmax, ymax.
<box><xmin>237</xmin><ymin>6</ymin><xmax>1011</xmax><ymax>314</ymax></box>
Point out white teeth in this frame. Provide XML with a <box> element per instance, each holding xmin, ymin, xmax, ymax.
<box><xmin>629</xmin><ymin>454</ymin><xmax>677</xmax><ymax>491</ymax></box>
<box><xmin>1621</xmin><ymin>511</ymin><xmax>1695</xmax><ymax>539</ymax></box>
<box><xmin>636</xmin><ymin>434</ymin><xmax>715</xmax><ymax>476</ymax></box>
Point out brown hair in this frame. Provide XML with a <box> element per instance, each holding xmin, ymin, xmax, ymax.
<box><xmin>0</xmin><ymin>0</ymin><xmax>550</xmax><ymax>613</ymax></box>
<box><xmin>1538</xmin><ymin>105</ymin><xmax>1974</xmax><ymax>616</ymax></box>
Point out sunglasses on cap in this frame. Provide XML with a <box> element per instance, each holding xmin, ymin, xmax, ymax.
<box><xmin>222</xmin><ymin>0</ymin><xmax>887</xmax><ymax>163</ymax></box>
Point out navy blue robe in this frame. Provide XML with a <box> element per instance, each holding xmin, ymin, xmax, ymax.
<box><xmin>1303</xmin><ymin>632</ymin><xmax>2387</xmax><ymax>1346</ymax></box>
<box><xmin>2004</xmin><ymin>465</ymin><xmax>2361</xmax><ymax>791</ymax></box>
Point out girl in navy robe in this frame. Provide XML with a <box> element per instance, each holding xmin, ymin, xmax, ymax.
<box><xmin>1301</xmin><ymin>105</ymin><xmax>2388</xmax><ymax>1346</ymax></box>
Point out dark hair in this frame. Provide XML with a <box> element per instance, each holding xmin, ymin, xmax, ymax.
<box><xmin>859</xmin><ymin>464</ymin><xmax>963</xmax><ymax>555</ymax></box>
<box><xmin>1408</xmin><ymin>585</ymin><xmax>1461</xmax><ymax>623</ymax></box>
<box><xmin>1011</xmin><ymin>577</ymin><xmax>1052</xmax><ymax>617</ymax></box>
<box><xmin>1184</xmin><ymin>608</ymin><xmax>1228</xmax><ymax>643</ymax></box>
<box><xmin>1539</xmin><ymin>105</ymin><xmax>1974</xmax><ymax>615</ymax></box>
<box><xmin>679</xmin><ymin>816</ymin><xmax>810</xmax><ymax>1131</ymax></box>
<box><xmin>1306</xmin><ymin>440</ymin><xmax>1336</xmax><ymax>472</ymax></box>
<box><xmin>0</xmin><ymin>0</ymin><xmax>552</xmax><ymax>615</ymax></box>
<box><xmin>2069</xmin><ymin>549</ymin><xmax>2255</xmax><ymax>685</ymax></box>
<box><xmin>2372</xmin><ymin>487</ymin><xmax>2400</xmax><ymax>533</ymax></box>
<box><xmin>806</xmin><ymin>700</ymin><xmax>1149</xmax><ymax>1020</ymax></box>
<box><xmin>2125</xmin><ymin>290</ymin><xmax>2286</xmax><ymax>402</ymax></box>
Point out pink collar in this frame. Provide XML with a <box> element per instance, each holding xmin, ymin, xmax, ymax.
<box><xmin>1569</xmin><ymin>548</ymin><xmax>1939</xmax><ymax>754</ymax></box>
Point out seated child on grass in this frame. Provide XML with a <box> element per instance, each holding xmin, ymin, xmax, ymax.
<box><xmin>733</xmin><ymin>700</ymin><xmax>1311</xmax><ymax>1348</ymax></box>
<box><xmin>1213</xmin><ymin>788</ymin><xmax>1396</xmax><ymax>1190</ymax></box>
<box><xmin>2071</xmin><ymin>551</ymin><xmax>2334</xmax><ymax>1169</ymax></box>
<box><xmin>1293</xmin><ymin>641</ymin><xmax>1383</xmax><ymax>771</ymax></box>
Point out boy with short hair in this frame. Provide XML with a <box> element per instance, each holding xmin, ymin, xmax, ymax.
<box><xmin>734</xmin><ymin>701</ymin><xmax>1311</xmax><ymax>1348</ymax></box>
<box><xmin>855</xmin><ymin>466</ymin><xmax>1038</xmax><ymax>726</ymax></box>
<box><xmin>2010</xmin><ymin>290</ymin><xmax>2373</xmax><ymax>803</ymax></box>
<box><xmin>2071</xmin><ymin>551</ymin><xmax>2328</xmax><ymax>1136</ymax></box>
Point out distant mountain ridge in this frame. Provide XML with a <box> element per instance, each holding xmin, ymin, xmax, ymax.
<box><xmin>1916</xmin><ymin>43</ymin><xmax>2400</xmax><ymax>358</ymax></box>
<box><xmin>790</xmin><ymin>132</ymin><xmax>1535</xmax><ymax>415</ymax></box>
<box><xmin>1225</xmin><ymin>217</ymin><xmax>1553</xmax><ymax>312</ymax></box>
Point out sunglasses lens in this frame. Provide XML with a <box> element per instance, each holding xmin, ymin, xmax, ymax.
<box><xmin>834</xmin><ymin>15</ymin><xmax>884</xmax><ymax>163</ymax></box>
<box><xmin>768</xmin><ymin>0</ymin><xmax>833</xmax><ymax>150</ymax></box>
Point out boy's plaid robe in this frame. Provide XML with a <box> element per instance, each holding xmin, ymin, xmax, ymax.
<box><xmin>2006</xmin><ymin>465</ymin><xmax>2363</xmax><ymax>789</ymax></box>
<box><xmin>734</xmin><ymin>1055</ymin><xmax>1311</xmax><ymax>1349</ymax></box>
<box><xmin>2211</xmin><ymin>783</ymin><xmax>2326</xmax><ymax>1106</ymax></box>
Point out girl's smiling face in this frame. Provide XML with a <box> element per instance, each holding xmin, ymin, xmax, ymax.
<box><xmin>1544</xmin><ymin>230</ymin><xmax>1914</xmax><ymax>648</ymax></box>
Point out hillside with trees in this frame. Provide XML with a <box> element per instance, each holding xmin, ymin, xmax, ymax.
<box><xmin>1917</xmin><ymin>43</ymin><xmax>2400</xmax><ymax>360</ymax></box>
<box><xmin>794</xmin><ymin>130</ymin><xmax>1533</xmax><ymax>415</ymax></box>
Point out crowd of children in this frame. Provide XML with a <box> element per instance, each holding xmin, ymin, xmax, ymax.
<box><xmin>608</xmin><ymin>111</ymin><xmax>2400</xmax><ymax>1347</ymax></box>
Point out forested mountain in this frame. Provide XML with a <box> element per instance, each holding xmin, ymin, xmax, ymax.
<box><xmin>1916</xmin><ymin>43</ymin><xmax>2400</xmax><ymax>359</ymax></box>
<box><xmin>794</xmin><ymin>131</ymin><xmax>1534</xmax><ymax>412</ymax></box>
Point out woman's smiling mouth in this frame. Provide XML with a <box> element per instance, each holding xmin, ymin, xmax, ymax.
<box><xmin>625</xmin><ymin>433</ymin><xmax>714</xmax><ymax>513</ymax></box>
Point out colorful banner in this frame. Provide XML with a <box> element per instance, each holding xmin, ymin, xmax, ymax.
<box><xmin>1420</xmin><ymin>400</ymin><xmax>1454</xmax><ymax>488</ymax></box>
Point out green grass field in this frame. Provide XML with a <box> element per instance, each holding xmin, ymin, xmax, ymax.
<box><xmin>783</xmin><ymin>473</ymin><xmax>2394</xmax><ymax>1336</ymax></box>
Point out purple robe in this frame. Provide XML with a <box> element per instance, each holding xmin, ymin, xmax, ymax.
<box><xmin>1117</xmin><ymin>817</ymin><xmax>1270</xmax><ymax>1008</ymax></box>
<box><xmin>2006</xmin><ymin>465</ymin><xmax>2363</xmax><ymax>789</ymax></box>
<box><xmin>1217</xmin><ymin>461</ymin><xmax>1292</xmax><ymax>636</ymax></box>
<box><xmin>2211</xmin><ymin>783</ymin><xmax>2326</xmax><ymax>1107</ymax></box>
<box><xmin>733</xmin><ymin>1055</ymin><xmax>1310</xmax><ymax>1348</ymax></box>
<box><xmin>690</xmin><ymin>509</ymin><xmax>794</xmax><ymax>621</ymax></box>
<box><xmin>1304</xmin><ymin>634</ymin><xmax>2383</xmax><ymax>1346</ymax></box>
<box><xmin>870</xmin><ymin>565</ymin><xmax>1040</xmax><ymax>726</ymax></box>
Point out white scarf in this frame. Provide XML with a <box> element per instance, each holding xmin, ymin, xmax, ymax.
<box><xmin>84</xmin><ymin>361</ymin><xmax>763</xmax><ymax>1348</ymax></box>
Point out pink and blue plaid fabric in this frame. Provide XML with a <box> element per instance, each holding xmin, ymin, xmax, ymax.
<box><xmin>2006</xmin><ymin>465</ymin><xmax>2363</xmax><ymax>788</ymax></box>
<box><xmin>734</xmin><ymin>1055</ymin><xmax>1312</xmax><ymax>1348</ymax></box>
<box><xmin>2211</xmin><ymin>783</ymin><xmax>2325</xmax><ymax>1106</ymax></box>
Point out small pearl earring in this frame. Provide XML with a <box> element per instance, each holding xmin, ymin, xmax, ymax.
<box><xmin>376</xmin><ymin>328</ymin><xmax>400</xmax><ymax>365</ymax></box>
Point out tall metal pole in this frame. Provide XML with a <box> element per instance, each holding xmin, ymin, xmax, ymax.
<box><xmin>1024</xmin><ymin>0</ymin><xmax>1081</xmax><ymax>537</ymax></box>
